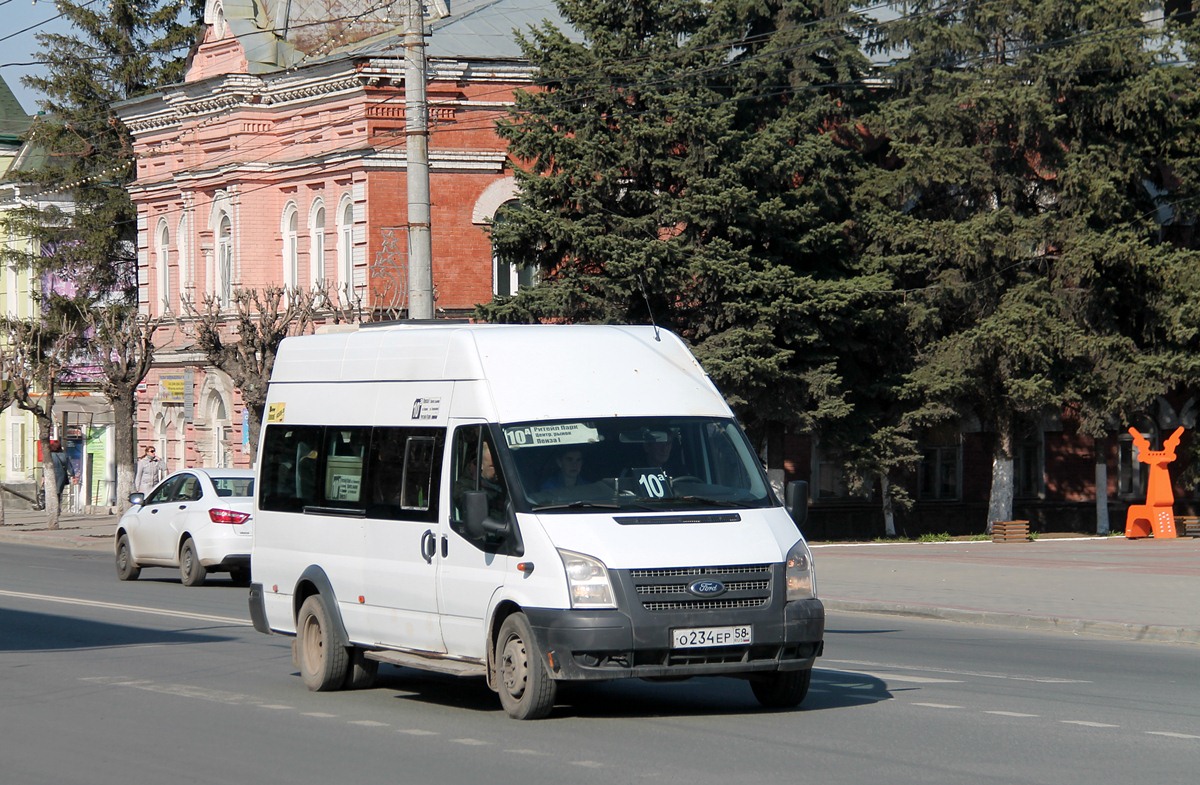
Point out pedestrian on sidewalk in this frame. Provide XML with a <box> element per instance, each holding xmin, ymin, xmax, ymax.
<box><xmin>134</xmin><ymin>446</ymin><xmax>165</xmax><ymax>495</ymax></box>
<box><xmin>50</xmin><ymin>441</ymin><xmax>74</xmax><ymax>505</ymax></box>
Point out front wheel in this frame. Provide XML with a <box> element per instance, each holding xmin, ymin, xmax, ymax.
<box><xmin>115</xmin><ymin>534</ymin><xmax>140</xmax><ymax>581</ymax></box>
<box><xmin>495</xmin><ymin>613</ymin><xmax>556</xmax><ymax>720</ymax></box>
<box><xmin>179</xmin><ymin>538</ymin><xmax>206</xmax><ymax>587</ymax></box>
<box><xmin>750</xmin><ymin>667</ymin><xmax>812</xmax><ymax>709</ymax></box>
<box><xmin>296</xmin><ymin>595</ymin><xmax>349</xmax><ymax>691</ymax></box>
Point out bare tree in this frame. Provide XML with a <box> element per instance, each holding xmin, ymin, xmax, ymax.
<box><xmin>182</xmin><ymin>283</ymin><xmax>365</xmax><ymax>456</ymax></box>
<box><xmin>3</xmin><ymin>317</ymin><xmax>76</xmax><ymax>530</ymax></box>
<box><xmin>0</xmin><ymin>350</ymin><xmax>15</xmax><ymax>526</ymax></box>
<box><xmin>77</xmin><ymin>305</ymin><xmax>164</xmax><ymax>511</ymax></box>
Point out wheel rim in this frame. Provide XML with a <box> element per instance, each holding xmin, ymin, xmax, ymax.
<box><xmin>499</xmin><ymin>634</ymin><xmax>529</xmax><ymax>699</ymax></box>
<box><xmin>117</xmin><ymin>542</ymin><xmax>129</xmax><ymax>572</ymax></box>
<box><xmin>182</xmin><ymin>547</ymin><xmax>194</xmax><ymax>578</ymax></box>
<box><xmin>301</xmin><ymin>614</ymin><xmax>324</xmax><ymax>673</ymax></box>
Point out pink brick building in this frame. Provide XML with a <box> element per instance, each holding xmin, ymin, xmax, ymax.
<box><xmin>116</xmin><ymin>1</ymin><xmax>561</xmax><ymax>470</ymax></box>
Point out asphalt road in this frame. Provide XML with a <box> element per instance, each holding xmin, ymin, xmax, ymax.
<box><xmin>1</xmin><ymin>543</ymin><xmax>1197</xmax><ymax>785</ymax></box>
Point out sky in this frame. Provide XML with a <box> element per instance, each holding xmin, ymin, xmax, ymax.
<box><xmin>0</xmin><ymin>0</ymin><xmax>82</xmax><ymax>114</ymax></box>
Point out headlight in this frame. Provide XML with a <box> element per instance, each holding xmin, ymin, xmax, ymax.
<box><xmin>558</xmin><ymin>549</ymin><xmax>616</xmax><ymax>608</ymax></box>
<box><xmin>785</xmin><ymin>539</ymin><xmax>817</xmax><ymax>600</ymax></box>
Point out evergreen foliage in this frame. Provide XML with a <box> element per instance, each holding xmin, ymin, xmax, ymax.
<box><xmin>862</xmin><ymin>0</ymin><xmax>1200</xmax><ymax>522</ymax></box>
<box><xmin>481</xmin><ymin>0</ymin><xmax>886</xmax><ymax>444</ymax></box>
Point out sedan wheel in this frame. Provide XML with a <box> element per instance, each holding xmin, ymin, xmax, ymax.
<box><xmin>179</xmin><ymin>538</ymin><xmax>207</xmax><ymax>587</ymax></box>
<box><xmin>115</xmin><ymin>534</ymin><xmax>140</xmax><ymax>581</ymax></box>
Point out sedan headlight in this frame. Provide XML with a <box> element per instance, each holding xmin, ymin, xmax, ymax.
<box><xmin>558</xmin><ymin>549</ymin><xmax>616</xmax><ymax>609</ymax></box>
<box><xmin>785</xmin><ymin>539</ymin><xmax>817</xmax><ymax>600</ymax></box>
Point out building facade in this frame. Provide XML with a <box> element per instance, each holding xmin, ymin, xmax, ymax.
<box><xmin>117</xmin><ymin>0</ymin><xmax>562</xmax><ymax>471</ymax></box>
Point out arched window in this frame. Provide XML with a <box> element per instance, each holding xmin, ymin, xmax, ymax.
<box><xmin>217</xmin><ymin>214</ymin><xmax>233</xmax><ymax>307</ymax></box>
<box><xmin>310</xmin><ymin>202</ymin><xmax>326</xmax><ymax>285</ymax></box>
<box><xmin>155</xmin><ymin>220</ymin><xmax>171</xmax><ymax>312</ymax></box>
<box><xmin>492</xmin><ymin>201</ymin><xmax>536</xmax><ymax>297</ymax></box>
<box><xmin>208</xmin><ymin>393</ymin><xmax>230</xmax><ymax>468</ymax></box>
<box><xmin>337</xmin><ymin>197</ymin><xmax>354</xmax><ymax>292</ymax></box>
<box><xmin>177</xmin><ymin>214</ymin><xmax>190</xmax><ymax>309</ymax></box>
<box><xmin>282</xmin><ymin>204</ymin><xmax>299</xmax><ymax>289</ymax></box>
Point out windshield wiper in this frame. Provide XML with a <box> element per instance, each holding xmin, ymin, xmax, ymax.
<box><xmin>672</xmin><ymin>496</ymin><xmax>742</xmax><ymax>508</ymax></box>
<box><xmin>532</xmin><ymin>501</ymin><xmax>622</xmax><ymax>512</ymax></box>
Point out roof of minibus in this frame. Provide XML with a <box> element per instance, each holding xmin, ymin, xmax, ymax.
<box><xmin>269</xmin><ymin>323</ymin><xmax>732</xmax><ymax>421</ymax></box>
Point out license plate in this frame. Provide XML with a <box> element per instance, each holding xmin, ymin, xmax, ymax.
<box><xmin>671</xmin><ymin>625</ymin><xmax>752</xmax><ymax>649</ymax></box>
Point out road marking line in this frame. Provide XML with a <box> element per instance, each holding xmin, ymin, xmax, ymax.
<box><xmin>0</xmin><ymin>589</ymin><xmax>249</xmax><ymax>626</ymax></box>
<box><xmin>912</xmin><ymin>702</ymin><xmax>963</xmax><ymax>709</ymax></box>
<box><xmin>451</xmin><ymin>738</ymin><xmax>490</xmax><ymax>746</ymax></box>
<box><xmin>985</xmin><ymin>711</ymin><xmax>1039</xmax><ymax>718</ymax></box>
<box><xmin>1062</xmin><ymin>721</ymin><xmax>1119</xmax><ymax>728</ymax></box>
<box><xmin>397</xmin><ymin>729</ymin><xmax>438</xmax><ymax>736</ymax></box>
<box><xmin>823</xmin><ymin>658</ymin><xmax>1090</xmax><ymax>684</ymax></box>
<box><xmin>507</xmin><ymin>749</ymin><xmax>550</xmax><ymax>756</ymax></box>
<box><xmin>1146</xmin><ymin>731</ymin><xmax>1200</xmax><ymax>740</ymax></box>
<box><xmin>852</xmin><ymin>671</ymin><xmax>964</xmax><ymax>684</ymax></box>
<box><xmin>571</xmin><ymin>761</ymin><xmax>605</xmax><ymax>768</ymax></box>
<box><xmin>303</xmin><ymin>712</ymin><xmax>339</xmax><ymax>718</ymax></box>
<box><xmin>350</xmin><ymin>720</ymin><xmax>390</xmax><ymax>727</ymax></box>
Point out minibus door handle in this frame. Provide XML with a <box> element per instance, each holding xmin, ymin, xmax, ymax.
<box><xmin>440</xmin><ymin>535</ymin><xmax>448</xmax><ymax>558</ymax></box>
<box><xmin>420</xmin><ymin>530</ymin><xmax>436</xmax><ymax>564</ymax></box>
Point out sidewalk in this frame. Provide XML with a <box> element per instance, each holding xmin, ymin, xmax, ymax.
<box><xmin>1</xmin><ymin>507</ymin><xmax>1196</xmax><ymax>645</ymax></box>
<box><xmin>813</xmin><ymin>536</ymin><xmax>1200</xmax><ymax>645</ymax></box>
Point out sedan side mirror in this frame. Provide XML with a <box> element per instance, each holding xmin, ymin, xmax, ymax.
<box><xmin>128</xmin><ymin>492</ymin><xmax>146</xmax><ymax>506</ymax></box>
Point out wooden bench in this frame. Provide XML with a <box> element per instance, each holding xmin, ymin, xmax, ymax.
<box><xmin>1176</xmin><ymin>516</ymin><xmax>1200</xmax><ymax>538</ymax></box>
<box><xmin>992</xmin><ymin>520</ymin><xmax>1030</xmax><ymax>543</ymax></box>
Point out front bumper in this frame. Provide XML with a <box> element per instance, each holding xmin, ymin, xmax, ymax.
<box><xmin>524</xmin><ymin>597</ymin><xmax>824</xmax><ymax>681</ymax></box>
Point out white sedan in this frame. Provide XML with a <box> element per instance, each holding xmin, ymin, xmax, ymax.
<box><xmin>114</xmin><ymin>468</ymin><xmax>255</xmax><ymax>586</ymax></box>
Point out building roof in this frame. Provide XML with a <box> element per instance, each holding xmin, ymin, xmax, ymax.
<box><xmin>0</xmin><ymin>74</ymin><xmax>33</xmax><ymax>143</ymax></box>
<box><xmin>205</xmin><ymin>0</ymin><xmax>573</xmax><ymax>72</ymax></box>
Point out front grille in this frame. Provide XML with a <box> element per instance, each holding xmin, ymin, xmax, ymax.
<box><xmin>629</xmin><ymin>564</ymin><xmax>773</xmax><ymax>612</ymax></box>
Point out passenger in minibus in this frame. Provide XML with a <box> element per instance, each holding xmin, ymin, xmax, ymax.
<box><xmin>540</xmin><ymin>448</ymin><xmax>587</xmax><ymax>490</ymax></box>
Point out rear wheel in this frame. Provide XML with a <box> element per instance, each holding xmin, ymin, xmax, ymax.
<box><xmin>179</xmin><ymin>538</ymin><xmax>206</xmax><ymax>586</ymax></box>
<box><xmin>296</xmin><ymin>595</ymin><xmax>349</xmax><ymax>691</ymax></box>
<box><xmin>495</xmin><ymin>613</ymin><xmax>556</xmax><ymax>720</ymax></box>
<box><xmin>229</xmin><ymin>566</ymin><xmax>251</xmax><ymax>587</ymax></box>
<box><xmin>115</xmin><ymin>534</ymin><xmax>140</xmax><ymax>581</ymax></box>
<box><xmin>750</xmin><ymin>667</ymin><xmax>812</xmax><ymax>709</ymax></box>
<box><xmin>343</xmin><ymin>648</ymin><xmax>379</xmax><ymax>690</ymax></box>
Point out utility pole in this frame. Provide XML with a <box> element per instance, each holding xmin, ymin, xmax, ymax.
<box><xmin>404</xmin><ymin>0</ymin><xmax>434</xmax><ymax>319</ymax></box>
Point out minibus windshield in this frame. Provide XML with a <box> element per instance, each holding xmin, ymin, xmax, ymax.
<box><xmin>500</xmin><ymin>417</ymin><xmax>774</xmax><ymax>513</ymax></box>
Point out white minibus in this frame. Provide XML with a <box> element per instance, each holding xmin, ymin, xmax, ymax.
<box><xmin>248</xmin><ymin>323</ymin><xmax>823</xmax><ymax>719</ymax></box>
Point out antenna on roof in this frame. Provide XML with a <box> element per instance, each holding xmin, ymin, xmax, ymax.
<box><xmin>637</xmin><ymin>275</ymin><xmax>661</xmax><ymax>341</ymax></box>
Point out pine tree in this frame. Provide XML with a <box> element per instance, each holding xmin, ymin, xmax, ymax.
<box><xmin>862</xmin><ymin>1</ymin><xmax>1200</xmax><ymax>529</ymax></box>
<box><xmin>481</xmin><ymin>0</ymin><xmax>887</xmax><ymax>462</ymax></box>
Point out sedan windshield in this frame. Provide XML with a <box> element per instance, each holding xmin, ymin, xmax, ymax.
<box><xmin>499</xmin><ymin>417</ymin><xmax>774</xmax><ymax>513</ymax></box>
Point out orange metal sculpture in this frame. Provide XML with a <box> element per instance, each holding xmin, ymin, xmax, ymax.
<box><xmin>1124</xmin><ymin>426</ymin><xmax>1184</xmax><ymax>539</ymax></box>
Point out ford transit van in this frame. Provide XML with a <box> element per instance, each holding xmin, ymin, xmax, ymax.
<box><xmin>248</xmin><ymin>323</ymin><xmax>823</xmax><ymax>719</ymax></box>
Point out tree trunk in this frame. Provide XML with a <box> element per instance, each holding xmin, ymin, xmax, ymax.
<box><xmin>880</xmin><ymin>473</ymin><xmax>897</xmax><ymax>537</ymax></box>
<box><xmin>111</xmin><ymin>391</ymin><xmax>138</xmax><ymax>512</ymax></box>
<box><xmin>246</xmin><ymin>403</ymin><xmax>264</xmax><ymax>460</ymax></box>
<box><xmin>987</xmin><ymin>421</ymin><xmax>1015</xmax><ymax>533</ymax></box>
<box><xmin>1095</xmin><ymin>438</ymin><xmax>1110</xmax><ymax>535</ymax></box>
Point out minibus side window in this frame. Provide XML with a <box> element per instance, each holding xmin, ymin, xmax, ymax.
<box><xmin>324</xmin><ymin>427</ymin><xmax>368</xmax><ymax>508</ymax></box>
<box><xmin>365</xmin><ymin>427</ymin><xmax>443</xmax><ymax>523</ymax></box>
<box><xmin>260</xmin><ymin>424</ymin><xmax>324</xmax><ymax>512</ymax></box>
<box><xmin>450</xmin><ymin>426</ymin><xmax>516</xmax><ymax>553</ymax></box>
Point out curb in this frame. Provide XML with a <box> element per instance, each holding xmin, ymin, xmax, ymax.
<box><xmin>823</xmin><ymin>599</ymin><xmax>1200</xmax><ymax>647</ymax></box>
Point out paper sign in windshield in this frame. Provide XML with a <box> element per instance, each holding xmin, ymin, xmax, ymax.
<box><xmin>505</xmin><ymin>423</ymin><xmax>599</xmax><ymax>449</ymax></box>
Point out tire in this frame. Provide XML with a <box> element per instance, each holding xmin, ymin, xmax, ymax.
<box><xmin>494</xmin><ymin>613</ymin><xmax>556</xmax><ymax>720</ymax></box>
<box><xmin>750</xmin><ymin>667</ymin><xmax>812</xmax><ymax>709</ymax></box>
<box><xmin>230</xmin><ymin>566</ymin><xmax>251</xmax><ymax>587</ymax></box>
<box><xmin>343</xmin><ymin>648</ymin><xmax>379</xmax><ymax>690</ymax></box>
<box><xmin>179</xmin><ymin>538</ymin><xmax>207</xmax><ymax>587</ymax></box>
<box><xmin>296</xmin><ymin>595</ymin><xmax>349</xmax><ymax>692</ymax></box>
<box><xmin>115</xmin><ymin>534</ymin><xmax>141</xmax><ymax>581</ymax></box>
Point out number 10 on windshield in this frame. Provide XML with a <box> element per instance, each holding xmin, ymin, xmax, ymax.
<box><xmin>639</xmin><ymin>471</ymin><xmax>669</xmax><ymax>498</ymax></box>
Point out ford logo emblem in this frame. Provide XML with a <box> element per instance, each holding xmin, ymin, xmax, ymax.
<box><xmin>688</xmin><ymin>580</ymin><xmax>727</xmax><ymax>597</ymax></box>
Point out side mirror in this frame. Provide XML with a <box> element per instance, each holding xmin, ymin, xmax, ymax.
<box><xmin>462</xmin><ymin>490</ymin><xmax>509</xmax><ymax>540</ymax></box>
<box><xmin>785</xmin><ymin>480</ymin><xmax>808</xmax><ymax>531</ymax></box>
<box><xmin>128</xmin><ymin>492</ymin><xmax>146</xmax><ymax>506</ymax></box>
